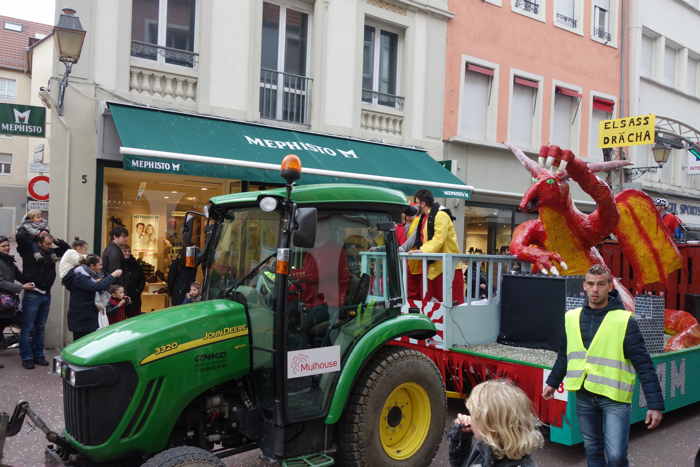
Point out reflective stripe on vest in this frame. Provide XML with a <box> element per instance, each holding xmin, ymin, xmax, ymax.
<box><xmin>563</xmin><ymin>307</ymin><xmax>636</xmax><ymax>403</ymax></box>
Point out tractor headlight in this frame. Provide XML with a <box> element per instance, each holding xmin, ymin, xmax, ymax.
<box><xmin>59</xmin><ymin>362</ymin><xmax>119</xmax><ymax>388</ymax></box>
<box><xmin>69</xmin><ymin>369</ymin><xmax>77</xmax><ymax>387</ymax></box>
<box><xmin>259</xmin><ymin>196</ymin><xmax>278</xmax><ymax>212</ymax></box>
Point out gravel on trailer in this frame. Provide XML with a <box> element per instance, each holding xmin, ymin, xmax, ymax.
<box><xmin>456</xmin><ymin>343</ymin><xmax>558</xmax><ymax>367</ymax></box>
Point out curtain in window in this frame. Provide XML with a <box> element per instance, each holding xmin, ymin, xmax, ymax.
<box><xmin>552</xmin><ymin>93</ymin><xmax>575</xmax><ymax>149</ymax></box>
<box><xmin>461</xmin><ymin>69</ymin><xmax>491</xmax><ymax>140</ymax></box>
<box><xmin>511</xmin><ymin>82</ymin><xmax>536</xmax><ymax>148</ymax></box>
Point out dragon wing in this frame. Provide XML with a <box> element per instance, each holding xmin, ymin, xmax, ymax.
<box><xmin>613</xmin><ymin>189</ymin><xmax>682</xmax><ymax>288</ymax></box>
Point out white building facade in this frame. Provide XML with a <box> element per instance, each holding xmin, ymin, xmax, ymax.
<box><xmin>45</xmin><ymin>0</ymin><xmax>455</xmax><ymax>346</ymax></box>
<box><xmin>624</xmin><ymin>0</ymin><xmax>700</xmax><ymax>230</ymax></box>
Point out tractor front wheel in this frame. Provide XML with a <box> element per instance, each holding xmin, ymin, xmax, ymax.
<box><xmin>338</xmin><ymin>347</ymin><xmax>446</xmax><ymax>466</ymax></box>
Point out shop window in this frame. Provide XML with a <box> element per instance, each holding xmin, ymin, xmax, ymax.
<box><xmin>461</xmin><ymin>64</ymin><xmax>494</xmax><ymax>141</ymax></box>
<box><xmin>131</xmin><ymin>0</ymin><xmax>197</xmax><ymax>68</ymax></box>
<box><xmin>0</xmin><ymin>78</ymin><xmax>16</xmax><ymax>100</ymax></box>
<box><xmin>260</xmin><ymin>2</ymin><xmax>312</xmax><ymax>124</ymax></box>
<box><xmin>102</xmin><ymin>168</ymin><xmax>231</xmax><ymax>312</ymax></box>
<box><xmin>465</xmin><ymin>205</ymin><xmax>513</xmax><ymax>255</ymax></box>
<box><xmin>362</xmin><ymin>23</ymin><xmax>403</xmax><ymax>109</ymax></box>
<box><xmin>589</xmin><ymin>97</ymin><xmax>614</xmax><ymax>161</ymax></box>
<box><xmin>552</xmin><ymin>86</ymin><xmax>580</xmax><ymax>150</ymax></box>
<box><xmin>510</xmin><ymin>77</ymin><xmax>538</xmax><ymax>149</ymax></box>
<box><xmin>0</xmin><ymin>154</ymin><xmax>11</xmax><ymax>175</ymax></box>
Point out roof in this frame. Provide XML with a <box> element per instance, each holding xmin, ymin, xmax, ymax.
<box><xmin>210</xmin><ymin>184</ymin><xmax>408</xmax><ymax>207</ymax></box>
<box><xmin>0</xmin><ymin>15</ymin><xmax>53</xmax><ymax>71</ymax></box>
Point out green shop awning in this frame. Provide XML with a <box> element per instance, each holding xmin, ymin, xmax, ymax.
<box><xmin>108</xmin><ymin>103</ymin><xmax>472</xmax><ymax>199</ymax></box>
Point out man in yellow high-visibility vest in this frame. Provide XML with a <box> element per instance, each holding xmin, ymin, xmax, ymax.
<box><xmin>543</xmin><ymin>264</ymin><xmax>664</xmax><ymax>467</ymax></box>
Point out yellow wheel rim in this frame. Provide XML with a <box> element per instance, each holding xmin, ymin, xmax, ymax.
<box><xmin>379</xmin><ymin>382</ymin><xmax>431</xmax><ymax>460</ymax></box>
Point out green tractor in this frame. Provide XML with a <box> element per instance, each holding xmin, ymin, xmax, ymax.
<box><xmin>1</xmin><ymin>156</ymin><xmax>446</xmax><ymax>466</ymax></box>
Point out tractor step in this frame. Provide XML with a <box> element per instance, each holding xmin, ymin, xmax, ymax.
<box><xmin>282</xmin><ymin>453</ymin><xmax>335</xmax><ymax>467</ymax></box>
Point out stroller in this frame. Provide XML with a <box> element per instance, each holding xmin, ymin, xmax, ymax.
<box><xmin>0</xmin><ymin>308</ymin><xmax>21</xmax><ymax>350</ymax></box>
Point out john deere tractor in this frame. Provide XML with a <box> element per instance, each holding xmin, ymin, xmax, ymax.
<box><xmin>1</xmin><ymin>156</ymin><xmax>446</xmax><ymax>466</ymax></box>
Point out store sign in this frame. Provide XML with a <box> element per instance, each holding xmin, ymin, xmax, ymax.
<box><xmin>598</xmin><ymin>114</ymin><xmax>655</xmax><ymax>148</ymax></box>
<box><xmin>0</xmin><ymin>104</ymin><xmax>46</xmax><ymax>137</ymax></box>
<box><xmin>129</xmin><ymin>158</ymin><xmax>182</xmax><ymax>173</ymax></box>
<box><xmin>687</xmin><ymin>145</ymin><xmax>700</xmax><ymax>175</ymax></box>
<box><xmin>27</xmin><ymin>200</ymin><xmax>48</xmax><ymax>211</ymax></box>
<box><xmin>244</xmin><ymin>136</ymin><xmax>360</xmax><ymax>159</ymax></box>
<box><xmin>662</xmin><ymin>197</ymin><xmax>700</xmax><ymax>226</ymax></box>
<box><xmin>27</xmin><ymin>175</ymin><xmax>49</xmax><ymax>201</ymax></box>
<box><xmin>287</xmin><ymin>345</ymin><xmax>341</xmax><ymax>379</ymax></box>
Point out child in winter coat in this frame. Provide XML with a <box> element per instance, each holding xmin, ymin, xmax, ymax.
<box><xmin>106</xmin><ymin>285</ymin><xmax>129</xmax><ymax>325</ymax></box>
<box><xmin>16</xmin><ymin>209</ymin><xmax>51</xmax><ymax>261</ymax></box>
<box><xmin>448</xmin><ymin>379</ymin><xmax>543</xmax><ymax>467</ymax></box>
<box><xmin>59</xmin><ymin>238</ymin><xmax>89</xmax><ymax>279</ymax></box>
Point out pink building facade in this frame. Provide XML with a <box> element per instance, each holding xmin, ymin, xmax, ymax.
<box><xmin>443</xmin><ymin>0</ymin><xmax>622</xmax><ymax>255</ymax></box>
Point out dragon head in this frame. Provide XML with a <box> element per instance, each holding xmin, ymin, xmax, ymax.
<box><xmin>507</xmin><ymin>143</ymin><xmax>632</xmax><ymax>213</ymax></box>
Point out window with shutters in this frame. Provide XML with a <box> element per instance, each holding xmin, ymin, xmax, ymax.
<box><xmin>641</xmin><ymin>34</ymin><xmax>655</xmax><ymax>78</ymax></box>
<box><xmin>555</xmin><ymin>0</ymin><xmax>581</xmax><ymax>33</ymax></box>
<box><xmin>0</xmin><ymin>154</ymin><xmax>11</xmax><ymax>175</ymax></box>
<box><xmin>460</xmin><ymin>63</ymin><xmax>495</xmax><ymax>141</ymax></box>
<box><xmin>510</xmin><ymin>77</ymin><xmax>539</xmax><ymax>149</ymax></box>
<box><xmin>551</xmin><ymin>86</ymin><xmax>581</xmax><ymax>150</ymax></box>
<box><xmin>589</xmin><ymin>96</ymin><xmax>614</xmax><ymax>161</ymax></box>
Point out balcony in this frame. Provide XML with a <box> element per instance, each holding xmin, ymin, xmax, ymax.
<box><xmin>556</xmin><ymin>13</ymin><xmax>577</xmax><ymax>29</ymax></box>
<box><xmin>514</xmin><ymin>0</ymin><xmax>540</xmax><ymax>15</ymax></box>
<box><xmin>594</xmin><ymin>27</ymin><xmax>612</xmax><ymax>42</ymax></box>
<box><xmin>259</xmin><ymin>68</ymin><xmax>312</xmax><ymax>126</ymax></box>
<box><xmin>129</xmin><ymin>66</ymin><xmax>197</xmax><ymax>103</ymax></box>
<box><xmin>361</xmin><ymin>89</ymin><xmax>405</xmax><ymax>111</ymax></box>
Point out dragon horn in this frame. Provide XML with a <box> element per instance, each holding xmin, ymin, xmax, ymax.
<box><xmin>587</xmin><ymin>160</ymin><xmax>633</xmax><ymax>173</ymax></box>
<box><xmin>505</xmin><ymin>142</ymin><xmax>545</xmax><ymax>179</ymax></box>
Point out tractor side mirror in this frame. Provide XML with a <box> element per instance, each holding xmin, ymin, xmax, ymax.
<box><xmin>293</xmin><ymin>207</ymin><xmax>317</xmax><ymax>248</ymax></box>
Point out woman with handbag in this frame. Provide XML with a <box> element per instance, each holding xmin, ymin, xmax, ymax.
<box><xmin>0</xmin><ymin>236</ymin><xmax>35</xmax><ymax>368</ymax></box>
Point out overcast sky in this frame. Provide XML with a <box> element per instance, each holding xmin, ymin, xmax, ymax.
<box><xmin>0</xmin><ymin>0</ymin><xmax>56</xmax><ymax>25</ymax></box>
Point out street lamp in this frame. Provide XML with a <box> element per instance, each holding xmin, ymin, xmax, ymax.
<box><xmin>54</xmin><ymin>8</ymin><xmax>86</xmax><ymax>116</ymax></box>
<box><xmin>624</xmin><ymin>130</ymin><xmax>684</xmax><ymax>180</ymax></box>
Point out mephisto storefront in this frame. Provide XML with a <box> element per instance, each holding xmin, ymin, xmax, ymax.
<box><xmin>92</xmin><ymin>103</ymin><xmax>473</xmax><ymax>308</ymax></box>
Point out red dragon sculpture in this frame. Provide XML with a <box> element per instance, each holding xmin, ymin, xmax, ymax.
<box><xmin>507</xmin><ymin>144</ymin><xmax>683</xmax><ymax>313</ymax></box>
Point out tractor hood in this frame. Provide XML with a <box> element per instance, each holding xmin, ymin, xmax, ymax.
<box><xmin>62</xmin><ymin>300</ymin><xmax>248</xmax><ymax>367</ymax></box>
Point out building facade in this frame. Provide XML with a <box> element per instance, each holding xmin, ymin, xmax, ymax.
<box><xmin>0</xmin><ymin>16</ymin><xmax>53</xmax><ymax>239</ymax></box>
<box><xmin>45</xmin><ymin>0</ymin><xmax>458</xmax><ymax>345</ymax></box>
<box><xmin>443</xmin><ymin>0</ymin><xmax>622</xmax><ymax>254</ymax></box>
<box><xmin>624</xmin><ymin>0</ymin><xmax>700</xmax><ymax>232</ymax></box>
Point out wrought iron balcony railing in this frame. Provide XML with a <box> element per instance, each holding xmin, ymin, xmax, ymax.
<box><xmin>556</xmin><ymin>13</ymin><xmax>577</xmax><ymax>29</ymax></box>
<box><xmin>514</xmin><ymin>0</ymin><xmax>540</xmax><ymax>15</ymax></box>
<box><xmin>594</xmin><ymin>27</ymin><xmax>612</xmax><ymax>42</ymax></box>
<box><xmin>131</xmin><ymin>40</ymin><xmax>199</xmax><ymax>68</ymax></box>
<box><xmin>259</xmin><ymin>68</ymin><xmax>313</xmax><ymax>125</ymax></box>
<box><xmin>361</xmin><ymin>89</ymin><xmax>405</xmax><ymax>110</ymax></box>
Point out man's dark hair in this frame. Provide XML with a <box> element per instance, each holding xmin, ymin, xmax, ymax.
<box><xmin>586</xmin><ymin>264</ymin><xmax>611</xmax><ymax>282</ymax></box>
<box><xmin>136</xmin><ymin>222</ymin><xmax>145</xmax><ymax>229</ymax></box>
<box><xmin>0</xmin><ymin>235</ymin><xmax>8</xmax><ymax>244</ymax></box>
<box><xmin>72</xmin><ymin>237</ymin><xmax>88</xmax><ymax>249</ymax></box>
<box><xmin>110</xmin><ymin>226</ymin><xmax>129</xmax><ymax>240</ymax></box>
<box><xmin>39</xmin><ymin>232</ymin><xmax>54</xmax><ymax>246</ymax></box>
<box><xmin>83</xmin><ymin>254</ymin><xmax>101</xmax><ymax>267</ymax></box>
<box><xmin>414</xmin><ymin>189</ymin><xmax>434</xmax><ymax>206</ymax></box>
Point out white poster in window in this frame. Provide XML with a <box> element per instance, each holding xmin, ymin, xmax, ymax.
<box><xmin>287</xmin><ymin>345</ymin><xmax>341</xmax><ymax>379</ymax></box>
<box><xmin>687</xmin><ymin>148</ymin><xmax>700</xmax><ymax>175</ymax></box>
<box><xmin>132</xmin><ymin>214</ymin><xmax>159</xmax><ymax>270</ymax></box>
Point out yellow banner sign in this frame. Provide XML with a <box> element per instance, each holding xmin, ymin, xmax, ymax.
<box><xmin>598</xmin><ymin>114</ymin><xmax>655</xmax><ymax>148</ymax></box>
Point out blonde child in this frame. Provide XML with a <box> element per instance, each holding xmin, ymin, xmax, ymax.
<box><xmin>448</xmin><ymin>379</ymin><xmax>543</xmax><ymax>467</ymax></box>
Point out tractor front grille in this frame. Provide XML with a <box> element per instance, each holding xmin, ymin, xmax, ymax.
<box><xmin>63</xmin><ymin>362</ymin><xmax>138</xmax><ymax>445</ymax></box>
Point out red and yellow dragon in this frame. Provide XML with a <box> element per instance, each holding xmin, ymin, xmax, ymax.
<box><xmin>507</xmin><ymin>144</ymin><xmax>682</xmax><ymax>315</ymax></box>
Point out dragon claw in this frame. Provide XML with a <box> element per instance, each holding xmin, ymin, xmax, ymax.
<box><xmin>560</xmin><ymin>261</ymin><xmax>569</xmax><ymax>270</ymax></box>
<box><xmin>558</xmin><ymin>160</ymin><xmax>568</xmax><ymax>173</ymax></box>
<box><xmin>545</xmin><ymin>156</ymin><xmax>555</xmax><ymax>169</ymax></box>
<box><xmin>550</xmin><ymin>266</ymin><xmax>559</xmax><ymax>276</ymax></box>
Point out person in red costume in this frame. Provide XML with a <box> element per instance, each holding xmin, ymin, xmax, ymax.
<box><xmin>655</xmin><ymin>198</ymin><xmax>683</xmax><ymax>241</ymax></box>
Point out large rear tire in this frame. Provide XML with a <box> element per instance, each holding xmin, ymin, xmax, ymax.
<box><xmin>337</xmin><ymin>347</ymin><xmax>446</xmax><ymax>466</ymax></box>
<box><xmin>141</xmin><ymin>446</ymin><xmax>225</xmax><ymax>467</ymax></box>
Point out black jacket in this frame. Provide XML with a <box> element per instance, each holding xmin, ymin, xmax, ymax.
<box><xmin>122</xmin><ymin>256</ymin><xmax>146</xmax><ymax>298</ymax></box>
<box><xmin>546</xmin><ymin>292</ymin><xmax>665</xmax><ymax>410</ymax></box>
<box><xmin>20</xmin><ymin>239</ymin><xmax>69</xmax><ymax>292</ymax></box>
<box><xmin>0</xmin><ymin>252</ymin><xmax>25</xmax><ymax>295</ymax></box>
<box><xmin>448</xmin><ymin>424</ymin><xmax>537</xmax><ymax>467</ymax></box>
<box><xmin>63</xmin><ymin>265</ymin><xmax>118</xmax><ymax>333</ymax></box>
<box><xmin>167</xmin><ymin>256</ymin><xmax>196</xmax><ymax>306</ymax></box>
<box><xmin>101</xmin><ymin>243</ymin><xmax>124</xmax><ymax>283</ymax></box>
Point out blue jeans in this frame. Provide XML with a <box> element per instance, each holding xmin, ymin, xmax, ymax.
<box><xmin>20</xmin><ymin>292</ymin><xmax>51</xmax><ymax>362</ymax></box>
<box><xmin>576</xmin><ymin>389</ymin><xmax>631</xmax><ymax>467</ymax></box>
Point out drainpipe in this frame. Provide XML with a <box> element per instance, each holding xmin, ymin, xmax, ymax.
<box><xmin>617</xmin><ymin>0</ymin><xmax>626</xmax><ymax>191</ymax></box>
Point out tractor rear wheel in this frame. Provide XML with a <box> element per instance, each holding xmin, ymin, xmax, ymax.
<box><xmin>337</xmin><ymin>346</ymin><xmax>446</xmax><ymax>466</ymax></box>
<box><xmin>141</xmin><ymin>446</ymin><xmax>225</xmax><ymax>467</ymax></box>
